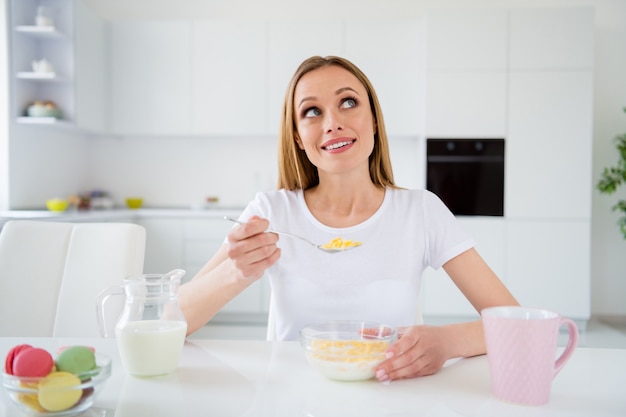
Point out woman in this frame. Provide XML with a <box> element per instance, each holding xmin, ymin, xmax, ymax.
<box><xmin>178</xmin><ymin>55</ymin><xmax>519</xmax><ymax>381</ymax></box>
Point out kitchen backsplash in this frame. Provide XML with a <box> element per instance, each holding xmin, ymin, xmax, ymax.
<box><xmin>84</xmin><ymin>134</ymin><xmax>423</xmax><ymax>209</ymax></box>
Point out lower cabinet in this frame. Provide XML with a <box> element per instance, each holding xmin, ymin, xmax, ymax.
<box><xmin>139</xmin><ymin>216</ymin><xmax>270</xmax><ymax>318</ymax></box>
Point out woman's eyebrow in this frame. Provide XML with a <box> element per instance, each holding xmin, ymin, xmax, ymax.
<box><xmin>298</xmin><ymin>86</ymin><xmax>360</xmax><ymax>109</ymax></box>
<box><xmin>335</xmin><ymin>86</ymin><xmax>359</xmax><ymax>96</ymax></box>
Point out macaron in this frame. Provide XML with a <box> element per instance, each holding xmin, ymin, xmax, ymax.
<box><xmin>12</xmin><ymin>347</ymin><xmax>54</xmax><ymax>377</ymax></box>
<box><xmin>55</xmin><ymin>346</ymin><xmax>96</xmax><ymax>375</ymax></box>
<box><xmin>37</xmin><ymin>371</ymin><xmax>82</xmax><ymax>412</ymax></box>
<box><xmin>4</xmin><ymin>344</ymin><xmax>33</xmax><ymax>374</ymax></box>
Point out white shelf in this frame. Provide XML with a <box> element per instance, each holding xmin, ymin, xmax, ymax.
<box><xmin>16</xmin><ymin>116</ymin><xmax>68</xmax><ymax>125</ymax></box>
<box><xmin>16</xmin><ymin>72</ymin><xmax>62</xmax><ymax>81</ymax></box>
<box><xmin>15</xmin><ymin>25</ymin><xmax>64</xmax><ymax>38</ymax></box>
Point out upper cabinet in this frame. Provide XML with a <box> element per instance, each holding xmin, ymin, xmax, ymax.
<box><xmin>509</xmin><ymin>7</ymin><xmax>594</xmax><ymax>70</ymax></box>
<box><xmin>191</xmin><ymin>21</ymin><xmax>267</xmax><ymax>136</ymax></box>
<box><xmin>108</xmin><ymin>21</ymin><xmax>192</xmax><ymax>136</ymax></box>
<box><xmin>424</xmin><ymin>10</ymin><xmax>508</xmax><ymax>138</ymax></box>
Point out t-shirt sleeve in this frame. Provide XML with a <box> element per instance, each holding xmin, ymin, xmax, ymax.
<box><xmin>423</xmin><ymin>190</ymin><xmax>476</xmax><ymax>269</ymax></box>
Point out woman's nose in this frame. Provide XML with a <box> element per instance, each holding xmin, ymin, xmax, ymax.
<box><xmin>324</xmin><ymin>109</ymin><xmax>343</xmax><ymax>133</ymax></box>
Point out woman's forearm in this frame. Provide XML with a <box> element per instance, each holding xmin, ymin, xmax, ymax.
<box><xmin>178</xmin><ymin>248</ymin><xmax>254</xmax><ymax>335</ymax></box>
<box><xmin>439</xmin><ymin>320</ymin><xmax>488</xmax><ymax>359</ymax></box>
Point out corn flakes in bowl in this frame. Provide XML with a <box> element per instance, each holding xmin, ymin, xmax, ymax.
<box><xmin>300</xmin><ymin>321</ymin><xmax>397</xmax><ymax>381</ymax></box>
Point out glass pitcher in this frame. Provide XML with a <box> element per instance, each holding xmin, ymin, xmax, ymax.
<box><xmin>97</xmin><ymin>269</ymin><xmax>187</xmax><ymax>377</ymax></box>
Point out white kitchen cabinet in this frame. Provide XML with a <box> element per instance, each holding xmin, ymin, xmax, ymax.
<box><xmin>505</xmin><ymin>220</ymin><xmax>591</xmax><ymax>321</ymax></box>
<box><xmin>183</xmin><ymin>218</ymin><xmax>268</xmax><ymax>314</ymax></box>
<box><xmin>191</xmin><ymin>20</ymin><xmax>267</xmax><ymax>135</ymax></box>
<box><xmin>139</xmin><ymin>218</ymin><xmax>184</xmax><ymax>276</ymax></box>
<box><xmin>424</xmin><ymin>10</ymin><xmax>508</xmax><ymax>138</ymax></box>
<box><xmin>509</xmin><ymin>7</ymin><xmax>594</xmax><ymax>70</ymax></box>
<box><xmin>344</xmin><ymin>19</ymin><xmax>424</xmax><ymax>136</ymax></box>
<box><xmin>421</xmin><ymin>217</ymin><xmax>505</xmax><ymax>319</ymax></box>
<box><xmin>74</xmin><ymin>0</ymin><xmax>106</xmax><ymax>131</ymax></box>
<box><xmin>267</xmin><ymin>20</ymin><xmax>344</xmax><ymax>135</ymax></box>
<box><xmin>506</xmin><ymin>71</ymin><xmax>593</xmax><ymax>219</ymax></box>
<box><xmin>425</xmin><ymin>72</ymin><xmax>507</xmax><ymax>138</ymax></box>
<box><xmin>425</xmin><ymin>10</ymin><xmax>508</xmax><ymax>71</ymax></box>
<box><xmin>109</xmin><ymin>21</ymin><xmax>192</xmax><ymax>135</ymax></box>
<box><xmin>140</xmin><ymin>216</ymin><xmax>268</xmax><ymax>315</ymax></box>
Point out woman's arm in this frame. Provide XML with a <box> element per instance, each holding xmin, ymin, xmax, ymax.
<box><xmin>375</xmin><ymin>248</ymin><xmax>519</xmax><ymax>381</ymax></box>
<box><xmin>178</xmin><ymin>216</ymin><xmax>281</xmax><ymax>335</ymax></box>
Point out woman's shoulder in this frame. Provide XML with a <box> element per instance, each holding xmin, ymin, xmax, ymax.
<box><xmin>248</xmin><ymin>189</ymin><xmax>302</xmax><ymax>216</ymax></box>
<box><xmin>386</xmin><ymin>187</ymin><xmax>437</xmax><ymax>204</ymax></box>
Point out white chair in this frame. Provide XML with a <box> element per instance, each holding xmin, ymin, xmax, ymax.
<box><xmin>0</xmin><ymin>220</ymin><xmax>146</xmax><ymax>337</ymax></box>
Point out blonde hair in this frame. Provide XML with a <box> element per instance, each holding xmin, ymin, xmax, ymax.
<box><xmin>277</xmin><ymin>56</ymin><xmax>396</xmax><ymax>190</ymax></box>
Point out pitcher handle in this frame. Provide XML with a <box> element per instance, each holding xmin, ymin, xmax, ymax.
<box><xmin>96</xmin><ymin>286</ymin><xmax>123</xmax><ymax>338</ymax></box>
<box><xmin>553</xmin><ymin>317</ymin><xmax>579</xmax><ymax>377</ymax></box>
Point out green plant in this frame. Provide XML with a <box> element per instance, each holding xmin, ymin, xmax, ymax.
<box><xmin>597</xmin><ymin>107</ymin><xmax>626</xmax><ymax>239</ymax></box>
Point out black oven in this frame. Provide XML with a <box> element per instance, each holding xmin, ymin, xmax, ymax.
<box><xmin>426</xmin><ymin>139</ymin><xmax>504</xmax><ymax>216</ymax></box>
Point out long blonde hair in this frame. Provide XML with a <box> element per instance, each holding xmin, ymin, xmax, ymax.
<box><xmin>277</xmin><ymin>56</ymin><xmax>396</xmax><ymax>190</ymax></box>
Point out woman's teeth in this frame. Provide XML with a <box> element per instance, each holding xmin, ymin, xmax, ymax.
<box><xmin>325</xmin><ymin>140</ymin><xmax>353</xmax><ymax>150</ymax></box>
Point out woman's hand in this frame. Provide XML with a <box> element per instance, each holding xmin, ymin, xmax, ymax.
<box><xmin>374</xmin><ymin>325</ymin><xmax>452</xmax><ymax>382</ymax></box>
<box><xmin>226</xmin><ymin>216</ymin><xmax>281</xmax><ymax>281</ymax></box>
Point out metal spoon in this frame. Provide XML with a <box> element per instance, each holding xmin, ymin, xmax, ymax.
<box><xmin>224</xmin><ymin>216</ymin><xmax>361</xmax><ymax>254</ymax></box>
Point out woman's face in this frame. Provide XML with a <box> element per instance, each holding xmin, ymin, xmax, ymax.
<box><xmin>293</xmin><ymin>65</ymin><xmax>375</xmax><ymax>178</ymax></box>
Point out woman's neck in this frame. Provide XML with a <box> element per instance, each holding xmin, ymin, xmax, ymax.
<box><xmin>303</xmin><ymin>181</ymin><xmax>385</xmax><ymax>228</ymax></box>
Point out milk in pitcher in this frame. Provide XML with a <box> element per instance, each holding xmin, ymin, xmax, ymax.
<box><xmin>116</xmin><ymin>320</ymin><xmax>187</xmax><ymax>376</ymax></box>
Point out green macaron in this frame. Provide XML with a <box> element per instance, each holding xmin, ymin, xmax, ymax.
<box><xmin>55</xmin><ymin>346</ymin><xmax>96</xmax><ymax>375</ymax></box>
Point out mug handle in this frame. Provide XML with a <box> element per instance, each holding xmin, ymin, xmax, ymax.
<box><xmin>96</xmin><ymin>286</ymin><xmax>122</xmax><ymax>338</ymax></box>
<box><xmin>553</xmin><ymin>317</ymin><xmax>579</xmax><ymax>377</ymax></box>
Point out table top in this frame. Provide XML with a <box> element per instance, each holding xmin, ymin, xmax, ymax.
<box><xmin>1</xmin><ymin>338</ymin><xmax>624</xmax><ymax>417</ymax></box>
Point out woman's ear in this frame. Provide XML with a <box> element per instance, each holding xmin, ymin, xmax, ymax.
<box><xmin>295</xmin><ymin>133</ymin><xmax>305</xmax><ymax>150</ymax></box>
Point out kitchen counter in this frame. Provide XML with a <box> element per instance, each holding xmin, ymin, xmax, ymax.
<box><xmin>0</xmin><ymin>207</ymin><xmax>244</xmax><ymax>228</ymax></box>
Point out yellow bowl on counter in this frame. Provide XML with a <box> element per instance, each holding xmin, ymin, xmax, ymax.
<box><xmin>46</xmin><ymin>199</ymin><xmax>68</xmax><ymax>212</ymax></box>
<box><xmin>125</xmin><ymin>198</ymin><xmax>143</xmax><ymax>209</ymax></box>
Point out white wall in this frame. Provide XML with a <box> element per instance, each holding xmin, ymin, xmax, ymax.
<box><xmin>0</xmin><ymin>0</ymin><xmax>8</xmax><ymax>210</ymax></box>
<box><xmin>590</xmin><ymin>0</ymin><xmax>626</xmax><ymax>317</ymax></box>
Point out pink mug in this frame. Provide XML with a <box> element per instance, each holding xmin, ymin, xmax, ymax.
<box><xmin>481</xmin><ymin>306</ymin><xmax>578</xmax><ymax>406</ymax></box>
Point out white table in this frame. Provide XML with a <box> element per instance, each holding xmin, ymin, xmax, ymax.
<box><xmin>1</xmin><ymin>338</ymin><xmax>624</xmax><ymax>417</ymax></box>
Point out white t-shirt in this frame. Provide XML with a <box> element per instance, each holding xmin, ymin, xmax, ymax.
<box><xmin>237</xmin><ymin>187</ymin><xmax>475</xmax><ymax>341</ymax></box>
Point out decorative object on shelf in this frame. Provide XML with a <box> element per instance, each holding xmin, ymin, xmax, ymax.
<box><xmin>597</xmin><ymin>107</ymin><xmax>626</xmax><ymax>239</ymax></box>
<box><xmin>26</xmin><ymin>100</ymin><xmax>62</xmax><ymax>118</ymax></box>
<box><xmin>31</xmin><ymin>58</ymin><xmax>54</xmax><ymax>73</ymax></box>
<box><xmin>35</xmin><ymin>5</ymin><xmax>53</xmax><ymax>27</ymax></box>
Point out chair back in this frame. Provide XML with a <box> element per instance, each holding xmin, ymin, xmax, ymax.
<box><xmin>0</xmin><ymin>220</ymin><xmax>146</xmax><ymax>337</ymax></box>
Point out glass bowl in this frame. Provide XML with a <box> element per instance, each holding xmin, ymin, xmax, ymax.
<box><xmin>300</xmin><ymin>320</ymin><xmax>397</xmax><ymax>381</ymax></box>
<box><xmin>1</xmin><ymin>353</ymin><xmax>111</xmax><ymax>416</ymax></box>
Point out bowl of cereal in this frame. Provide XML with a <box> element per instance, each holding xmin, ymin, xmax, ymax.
<box><xmin>2</xmin><ymin>345</ymin><xmax>111</xmax><ymax>416</ymax></box>
<box><xmin>300</xmin><ymin>320</ymin><xmax>397</xmax><ymax>381</ymax></box>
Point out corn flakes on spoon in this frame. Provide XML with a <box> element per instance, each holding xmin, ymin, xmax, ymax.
<box><xmin>224</xmin><ymin>217</ymin><xmax>362</xmax><ymax>254</ymax></box>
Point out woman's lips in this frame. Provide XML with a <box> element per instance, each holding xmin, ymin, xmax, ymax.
<box><xmin>322</xmin><ymin>138</ymin><xmax>356</xmax><ymax>151</ymax></box>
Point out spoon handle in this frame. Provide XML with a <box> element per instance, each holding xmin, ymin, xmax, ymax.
<box><xmin>223</xmin><ymin>216</ymin><xmax>317</xmax><ymax>247</ymax></box>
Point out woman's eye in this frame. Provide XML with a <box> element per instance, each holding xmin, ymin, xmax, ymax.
<box><xmin>341</xmin><ymin>98</ymin><xmax>357</xmax><ymax>109</ymax></box>
<box><xmin>303</xmin><ymin>107</ymin><xmax>321</xmax><ymax>118</ymax></box>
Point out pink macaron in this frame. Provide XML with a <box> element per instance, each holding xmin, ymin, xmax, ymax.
<box><xmin>4</xmin><ymin>344</ymin><xmax>33</xmax><ymax>375</ymax></box>
<box><xmin>12</xmin><ymin>347</ymin><xmax>54</xmax><ymax>377</ymax></box>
